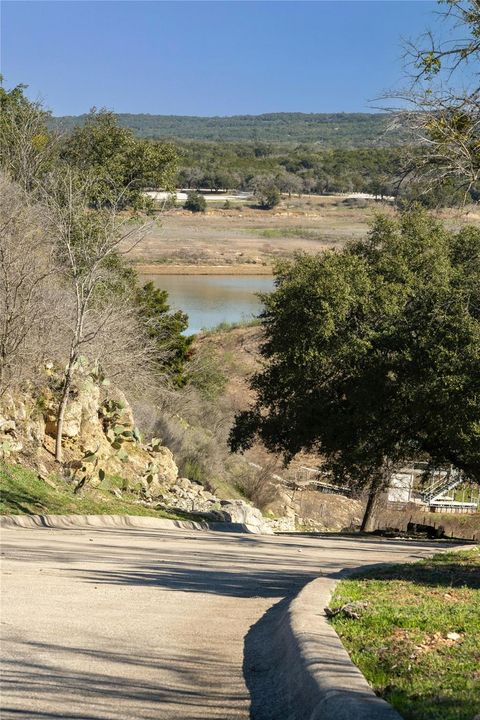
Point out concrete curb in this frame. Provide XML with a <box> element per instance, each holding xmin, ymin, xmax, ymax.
<box><xmin>0</xmin><ymin>513</ymin><xmax>272</xmax><ymax>535</ymax></box>
<box><xmin>284</xmin><ymin>575</ymin><xmax>403</xmax><ymax>720</ymax></box>
<box><xmin>277</xmin><ymin>543</ymin><xmax>477</xmax><ymax>720</ymax></box>
<box><xmin>0</xmin><ymin>513</ymin><xmax>209</xmax><ymax>532</ymax></box>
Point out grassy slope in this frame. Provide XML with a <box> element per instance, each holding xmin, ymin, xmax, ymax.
<box><xmin>330</xmin><ymin>548</ymin><xmax>480</xmax><ymax>720</ymax></box>
<box><xmin>0</xmin><ymin>463</ymin><xmax>188</xmax><ymax>520</ymax></box>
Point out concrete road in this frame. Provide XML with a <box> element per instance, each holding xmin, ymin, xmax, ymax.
<box><xmin>0</xmin><ymin>526</ymin><xmax>448</xmax><ymax>720</ymax></box>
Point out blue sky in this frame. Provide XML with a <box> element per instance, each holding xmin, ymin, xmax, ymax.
<box><xmin>2</xmin><ymin>1</ymin><xmax>440</xmax><ymax>116</ymax></box>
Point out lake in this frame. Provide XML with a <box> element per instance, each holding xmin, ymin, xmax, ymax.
<box><xmin>141</xmin><ymin>274</ymin><xmax>275</xmax><ymax>334</ymax></box>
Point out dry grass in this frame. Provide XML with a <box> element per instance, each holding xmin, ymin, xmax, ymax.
<box><xmin>375</xmin><ymin>502</ymin><xmax>480</xmax><ymax>541</ymax></box>
<box><xmin>127</xmin><ymin>194</ymin><xmax>476</xmax><ymax>271</ymax></box>
<box><xmin>127</xmin><ymin>195</ymin><xmax>388</xmax><ymax>269</ymax></box>
<box><xmin>134</xmin><ymin>263</ymin><xmax>273</xmax><ymax>275</ymax></box>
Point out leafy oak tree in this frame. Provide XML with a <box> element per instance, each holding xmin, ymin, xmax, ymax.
<box><xmin>230</xmin><ymin>210</ymin><xmax>480</xmax><ymax>530</ymax></box>
<box><xmin>61</xmin><ymin>109</ymin><xmax>177</xmax><ymax>209</ymax></box>
<box><xmin>184</xmin><ymin>191</ymin><xmax>207</xmax><ymax>213</ymax></box>
<box><xmin>252</xmin><ymin>176</ymin><xmax>281</xmax><ymax>209</ymax></box>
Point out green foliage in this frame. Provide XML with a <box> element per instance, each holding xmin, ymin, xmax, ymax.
<box><xmin>51</xmin><ymin>111</ymin><xmax>404</xmax><ymax>146</ymax></box>
<box><xmin>397</xmin><ymin>176</ymin><xmax>472</xmax><ymax>209</ymax></box>
<box><xmin>329</xmin><ymin>548</ymin><xmax>480</xmax><ymax>720</ymax></box>
<box><xmin>60</xmin><ymin>108</ymin><xmax>177</xmax><ymax>208</ymax></box>
<box><xmin>254</xmin><ymin>180</ymin><xmax>281</xmax><ymax>209</ymax></box>
<box><xmin>135</xmin><ymin>281</ymin><xmax>192</xmax><ymax>385</ymax></box>
<box><xmin>230</xmin><ymin>210</ymin><xmax>480</xmax><ymax>491</ymax></box>
<box><xmin>0</xmin><ymin>77</ymin><xmax>55</xmax><ymax>189</ymax></box>
<box><xmin>51</xmin><ymin>106</ymin><xmax>475</xmax><ymax>207</ymax></box>
<box><xmin>181</xmin><ymin>457</ymin><xmax>207</xmax><ymax>485</ymax></box>
<box><xmin>183</xmin><ymin>190</ymin><xmax>207</xmax><ymax>213</ymax></box>
<box><xmin>186</xmin><ymin>348</ymin><xmax>227</xmax><ymax>402</ymax></box>
<box><xmin>177</xmin><ymin>141</ymin><xmax>405</xmax><ymax>199</ymax></box>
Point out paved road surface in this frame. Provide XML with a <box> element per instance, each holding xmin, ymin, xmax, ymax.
<box><xmin>0</xmin><ymin>527</ymin><xmax>447</xmax><ymax>719</ymax></box>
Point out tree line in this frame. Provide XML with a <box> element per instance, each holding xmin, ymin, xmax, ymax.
<box><xmin>174</xmin><ymin>136</ymin><xmax>478</xmax><ymax>207</ymax></box>
<box><xmin>175</xmin><ymin>141</ymin><xmax>404</xmax><ymax>199</ymax></box>
<box><xmin>51</xmin><ymin>111</ymin><xmax>401</xmax><ymax>146</ymax></box>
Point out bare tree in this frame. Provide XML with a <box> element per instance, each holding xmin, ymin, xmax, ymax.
<box><xmin>41</xmin><ymin>169</ymin><xmax>151</xmax><ymax>462</ymax></box>
<box><xmin>0</xmin><ymin>174</ymin><xmax>59</xmax><ymax>393</ymax></box>
<box><xmin>384</xmin><ymin>0</ymin><xmax>480</xmax><ymax>201</ymax></box>
<box><xmin>387</xmin><ymin>90</ymin><xmax>480</xmax><ymax>199</ymax></box>
<box><xmin>404</xmin><ymin>0</ymin><xmax>480</xmax><ymax>82</ymax></box>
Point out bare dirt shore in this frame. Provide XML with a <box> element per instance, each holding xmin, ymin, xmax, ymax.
<box><xmin>0</xmin><ymin>525</ymin><xmax>451</xmax><ymax>720</ymax></box>
<box><xmin>135</xmin><ymin>263</ymin><xmax>273</xmax><ymax>275</ymax></box>
<box><xmin>127</xmin><ymin>195</ymin><xmax>384</xmax><ymax>269</ymax></box>
<box><xmin>126</xmin><ymin>195</ymin><xmax>477</xmax><ymax>271</ymax></box>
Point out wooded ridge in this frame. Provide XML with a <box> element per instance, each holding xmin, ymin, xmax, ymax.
<box><xmin>50</xmin><ymin>111</ymin><xmax>405</xmax><ymax>146</ymax></box>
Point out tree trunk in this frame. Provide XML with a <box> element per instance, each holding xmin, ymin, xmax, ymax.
<box><xmin>361</xmin><ymin>486</ymin><xmax>379</xmax><ymax>532</ymax></box>
<box><xmin>55</xmin><ymin>362</ymin><xmax>74</xmax><ymax>463</ymax></box>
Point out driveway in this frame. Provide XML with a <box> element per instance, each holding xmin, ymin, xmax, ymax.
<box><xmin>0</xmin><ymin>526</ymin><xmax>448</xmax><ymax>719</ymax></box>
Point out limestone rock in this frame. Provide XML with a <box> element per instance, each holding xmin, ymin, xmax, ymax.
<box><xmin>62</xmin><ymin>400</ymin><xmax>83</xmax><ymax>438</ymax></box>
<box><xmin>26</xmin><ymin>415</ymin><xmax>45</xmax><ymax>444</ymax></box>
<box><xmin>0</xmin><ymin>418</ymin><xmax>16</xmax><ymax>433</ymax></box>
<box><xmin>153</xmin><ymin>446</ymin><xmax>178</xmax><ymax>486</ymax></box>
<box><xmin>0</xmin><ymin>367</ymin><xmax>281</xmax><ymax>536</ymax></box>
<box><xmin>267</xmin><ymin>515</ymin><xmax>296</xmax><ymax>532</ymax></box>
<box><xmin>217</xmin><ymin>499</ymin><xmax>274</xmax><ymax>534</ymax></box>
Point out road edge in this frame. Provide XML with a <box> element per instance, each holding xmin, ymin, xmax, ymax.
<box><xmin>0</xmin><ymin>513</ymin><xmax>209</xmax><ymax>532</ymax></box>
<box><xmin>0</xmin><ymin>513</ymin><xmax>272</xmax><ymax>535</ymax></box>
<box><xmin>280</xmin><ymin>544</ymin><xmax>476</xmax><ymax>720</ymax></box>
<box><xmin>281</xmin><ymin>573</ymin><xmax>403</xmax><ymax>720</ymax></box>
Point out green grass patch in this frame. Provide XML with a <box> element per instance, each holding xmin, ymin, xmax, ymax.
<box><xmin>329</xmin><ymin>548</ymin><xmax>480</xmax><ymax>720</ymax></box>
<box><xmin>0</xmin><ymin>463</ymin><xmax>190</xmax><ymax>521</ymax></box>
<box><xmin>251</xmin><ymin>226</ymin><xmax>326</xmax><ymax>241</ymax></box>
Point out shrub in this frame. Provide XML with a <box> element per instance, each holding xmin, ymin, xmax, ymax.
<box><xmin>255</xmin><ymin>185</ymin><xmax>281</xmax><ymax>210</ymax></box>
<box><xmin>184</xmin><ymin>191</ymin><xmax>206</xmax><ymax>213</ymax></box>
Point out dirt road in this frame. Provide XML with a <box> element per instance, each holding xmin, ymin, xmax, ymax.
<box><xmin>0</xmin><ymin>526</ymin><xmax>448</xmax><ymax>719</ymax></box>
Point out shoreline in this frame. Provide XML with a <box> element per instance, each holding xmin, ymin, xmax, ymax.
<box><xmin>135</xmin><ymin>263</ymin><xmax>274</xmax><ymax>276</ymax></box>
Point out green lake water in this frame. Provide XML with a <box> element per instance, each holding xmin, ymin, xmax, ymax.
<box><xmin>141</xmin><ymin>274</ymin><xmax>274</xmax><ymax>334</ymax></box>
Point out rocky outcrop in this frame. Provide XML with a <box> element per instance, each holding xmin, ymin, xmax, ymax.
<box><xmin>154</xmin><ymin>476</ymin><xmax>219</xmax><ymax>513</ymax></box>
<box><xmin>0</xmin><ymin>365</ymin><xmax>276</xmax><ymax>534</ymax></box>
<box><xmin>213</xmin><ymin>499</ymin><xmax>274</xmax><ymax>534</ymax></box>
<box><xmin>0</xmin><ymin>365</ymin><xmax>179</xmax><ymax>497</ymax></box>
<box><xmin>139</xmin><ymin>478</ymin><xmax>275</xmax><ymax>534</ymax></box>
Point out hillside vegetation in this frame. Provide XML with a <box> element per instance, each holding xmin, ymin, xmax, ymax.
<box><xmin>51</xmin><ymin>112</ymin><xmax>404</xmax><ymax>146</ymax></box>
<box><xmin>0</xmin><ymin>463</ymin><xmax>185</xmax><ymax>519</ymax></box>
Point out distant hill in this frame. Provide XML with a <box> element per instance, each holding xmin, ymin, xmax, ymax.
<box><xmin>51</xmin><ymin>112</ymin><xmax>403</xmax><ymax>147</ymax></box>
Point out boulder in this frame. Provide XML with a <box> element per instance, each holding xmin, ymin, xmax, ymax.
<box><xmin>44</xmin><ymin>400</ymin><xmax>82</xmax><ymax>438</ymax></box>
<box><xmin>218</xmin><ymin>499</ymin><xmax>274</xmax><ymax>534</ymax></box>
<box><xmin>0</xmin><ymin>418</ymin><xmax>16</xmax><ymax>433</ymax></box>
<box><xmin>154</xmin><ymin>446</ymin><xmax>178</xmax><ymax>486</ymax></box>
<box><xmin>176</xmin><ymin>477</ymin><xmax>192</xmax><ymax>490</ymax></box>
